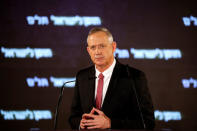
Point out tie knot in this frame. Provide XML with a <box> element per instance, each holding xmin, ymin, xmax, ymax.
<box><xmin>98</xmin><ymin>73</ymin><xmax>104</xmax><ymax>79</ymax></box>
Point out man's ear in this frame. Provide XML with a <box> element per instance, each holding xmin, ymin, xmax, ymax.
<box><xmin>87</xmin><ymin>46</ymin><xmax>90</xmax><ymax>55</ymax></box>
<box><xmin>112</xmin><ymin>41</ymin><xmax>117</xmax><ymax>52</ymax></box>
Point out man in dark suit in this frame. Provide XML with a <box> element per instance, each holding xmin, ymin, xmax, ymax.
<box><xmin>69</xmin><ymin>27</ymin><xmax>155</xmax><ymax>129</ymax></box>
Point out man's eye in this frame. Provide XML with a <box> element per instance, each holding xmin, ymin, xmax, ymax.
<box><xmin>100</xmin><ymin>45</ymin><xmax>105</xmax><ymax>48</ymax></box>
<box><xmin>90</xmin><ymin>46</ymin><xmax>96</xmax><ymax>50</ymax></box>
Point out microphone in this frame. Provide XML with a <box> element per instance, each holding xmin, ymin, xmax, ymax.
<box><xmin>126</xmin><ymin>65</ymin><xmax>146</xmax><ymax>129</ymax></box>
<box><xmin>54</xmin><ymin>80</ymin><xmax>75</xmax><ymax>130</ymax></box>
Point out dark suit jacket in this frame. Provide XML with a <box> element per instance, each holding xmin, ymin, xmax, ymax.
<box><xmin>68</xmin><ymin>61</ymin><xmax>155</xmax><ymax>129</ymax></box>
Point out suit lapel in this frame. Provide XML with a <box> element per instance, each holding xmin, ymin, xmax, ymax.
<box><xmin>85</xmin><ymin>66</ymin><xmax>96</xmax><ymax>112</ymax></box>
<box><xmin>102</xmin><ymin>62</ymin><xmax>121</xmax><ymax>111</ymax></box>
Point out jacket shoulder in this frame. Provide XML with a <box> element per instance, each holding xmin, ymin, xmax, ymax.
<box><xmin>76</xmin><ymin>65</ymin><xmax>94</xmax><ymax>76</ymax></box>
<box><xmin>127</xmin><ymin>65</ymin><xmax>145</xmax><ymax>77</ymax></box>
<box><xmin>117</xmin><ymin>62</ymin><xmax>145</xmax><ymax>78</ymax></box>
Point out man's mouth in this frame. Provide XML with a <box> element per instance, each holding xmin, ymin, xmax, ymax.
<box><xmin>95</xmin><ymin>56</ymin><xmax>104</xmax><ymax>60</ymax></box>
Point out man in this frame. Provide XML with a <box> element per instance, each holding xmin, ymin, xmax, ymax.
<box><xmin>69</xmin><ymin>27</ymin><xmax>155</xmax><ymax>129</ymax></box>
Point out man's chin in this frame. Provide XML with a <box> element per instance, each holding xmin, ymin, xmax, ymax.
<box><xmin>94</xmin><ymin>61</ymin><xmax>105</xmax><ymax>67</ymax></box>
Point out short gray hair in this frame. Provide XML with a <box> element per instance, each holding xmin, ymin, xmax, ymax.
<box><xmin>87</xmin><ymin>27</ymin><xmax>113</xmax><ymax>44</ymax></box>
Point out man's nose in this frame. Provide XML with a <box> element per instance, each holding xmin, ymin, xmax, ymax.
<box><xmin>95</xmin><ymin>47</ymin><xmax>102</xmax><ymax>54</ymax></box>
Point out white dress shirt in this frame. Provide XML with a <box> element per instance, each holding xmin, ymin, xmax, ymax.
<box><xmin>95</xmin><ymin>59</ymin><xmax>116</xmax><ymax>107</ymax></box>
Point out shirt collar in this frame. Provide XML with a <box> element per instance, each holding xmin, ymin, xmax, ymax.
<box><xmin>95</xmin><ymin>59</ymin><xmax>116</xmax><ymax>78</ymax></box>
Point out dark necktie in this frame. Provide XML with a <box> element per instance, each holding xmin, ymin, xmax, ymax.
<box><xmin>96</xmin><ymin>73</ymin><xmax>104</xmax><ymax>109</ymax></box>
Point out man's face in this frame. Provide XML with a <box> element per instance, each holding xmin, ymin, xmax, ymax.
<box><xmin>87</xmin><ymin>31</ymin><xmax>116</xmax><ymax>69</ymax></box>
